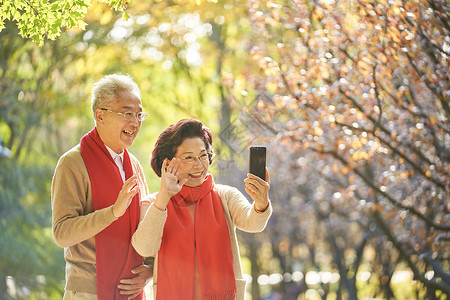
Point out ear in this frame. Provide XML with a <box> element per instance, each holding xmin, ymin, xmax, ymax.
<box><xmin>95</xmin><ymin>109</ymin><xmax>104</xmax><ymax>123</ymax></box>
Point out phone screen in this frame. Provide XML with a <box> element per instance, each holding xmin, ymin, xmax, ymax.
<box><xmin>249</xmin><ymin>146</ymin><xmax>266</xmax><ymax>180</ymax></box>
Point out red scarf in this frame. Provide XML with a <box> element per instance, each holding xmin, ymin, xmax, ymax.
<box><xmin>80</xmin><ymin>128</ymin><xmax>143</xmax><ymax>300</ymax></box>
<box><xmin>157</xmin><ymin>175</ymin><xmax>237</xmax><ymax>300</ymax></box>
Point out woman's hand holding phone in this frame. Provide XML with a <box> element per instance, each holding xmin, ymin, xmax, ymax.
<box><xmin>244</xmin><ymin>168</ymin><xmax>270</xmax><ymax>213</ymax></box>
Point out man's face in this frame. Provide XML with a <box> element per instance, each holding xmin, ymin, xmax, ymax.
<box><xmin>96</xmin><ymin>89</ymin><xmax>143</xmax><ymax>153</ymax></box>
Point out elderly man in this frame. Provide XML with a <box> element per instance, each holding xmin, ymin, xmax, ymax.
<box><xmin>51</xmin><ymin>74</ymin><xmax>152</xmax><ymax>300</ymax></box>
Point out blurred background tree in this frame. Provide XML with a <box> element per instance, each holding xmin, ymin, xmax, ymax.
<box><xmin>0</xmin><ymin>0</ymin><xmax>448</xmax><ymax>299</ymax></box>
<box><xmin>225</xmin><ymin>0</ymin><xmax>449</xmax><ymax>299</ymax></box>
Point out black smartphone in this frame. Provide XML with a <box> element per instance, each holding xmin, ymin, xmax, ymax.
<box><xmin>249</xmin><ymin>146</ymin><xmax>266</xmax><ymax>180</ymax></box>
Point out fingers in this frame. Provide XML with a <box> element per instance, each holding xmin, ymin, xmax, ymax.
<box><xmin>162</xmin><ymin>158</ymin><xmax>182</xmax><ymax>176</ymax></box>
<box><xmin>265</xmin><ymin>167</ymin><xmax>270</xmax><ymax>183</ymax></box>
<box><xmin>121</xmin><ymin>182</ymin><xmax>140</xmax><ymax>205</ymax></box>
<box><xmin>123</xmin><ymin>175</ymin><xmax>140</xmax><ymax>198</ymax></box>
<box><xmin>130</xmin><ymin>264</ymin><xmax>147</xmax><ymax>274</ymax></box>
<box><xmin>161</xmin><ymin>159</ymin><xmax>169</xmax><ymax>176</ymax></box>
<box><xmin>247</xmin><ymin>169</ymin><xmax>270</xmax><ymax>182</ymax></box>
<box><xmin>178</xmin><ymin>177</ymin><xmax>189</xmax><ymax>186</ymax></box>
<box><xmin>244</xmin><ymin>186</ymin><xmax>257</xmax><ymax>197</ymax></box>
<box><xmin>118</xmin><ymin>265</ymin><xmax>152</xmax><ymax>297</ymax></box>
<box><xmin>245</xmin><ymin>171</ymin><xmax>270</xmax><ymax>207</ymax></box>
<box><xmin>118</xmin><ymin>285</ymin><xmax>142</xmax><ymax>295</ymax></box>
<box><xmin>245</xmin><ymin>173</ymin><xmax>270</xmax><ymax>191</ymax></box>
<box><xmin>128</xmin><ymin>292</ymin><xmax>141</xmax><ymax>299</ymax></box>
<box><xmin>113</xmin><ymin>175</ymin><xmax>140</xmax><ymax>218</ymax></box>
<box><xmin>119</xmin><ymin>277</ymin><xmax>144</xmax><ymax>285</ymax></box>
<box><xmin>123</xmin><ymin>174</ymin><xmax>138</xmax><ymax>189</ymax></box>
<box><xmin>118</xmin><ymin>277</ymin><xmax>145</xmax><ymax>294</ymax></box>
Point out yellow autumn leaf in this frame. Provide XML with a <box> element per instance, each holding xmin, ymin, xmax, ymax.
<box><xmin>352</xmin><ymin>150</ymin><xmax>369</xmax><ymax>161</ymax></box>
<box><xmin>351</xmin><ymin>140</ymin><xmax>363</xmax><ymax>149</ymax></box>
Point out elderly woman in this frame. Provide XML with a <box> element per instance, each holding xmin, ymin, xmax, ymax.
<box><xmin>132</xmin><ymin>118</ymin><xmax>272</xmax><ymax>300</ymax></box>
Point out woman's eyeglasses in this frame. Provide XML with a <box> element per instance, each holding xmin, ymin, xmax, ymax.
<box><xmin>178</xmin><ymin>153</ymin><xmax>210</xmax><ymax>164</ymax></box>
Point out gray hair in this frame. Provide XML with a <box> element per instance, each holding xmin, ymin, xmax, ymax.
<box><xmin>91</xmin><ymin>74</ymin><xmax>141</xmax><ymax>114</ymax></box>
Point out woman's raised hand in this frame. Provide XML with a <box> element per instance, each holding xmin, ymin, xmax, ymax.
<box><xmin>154</xmin><ymin>158</ymin><xmax>188</xmax><ymax>211</ymax></box>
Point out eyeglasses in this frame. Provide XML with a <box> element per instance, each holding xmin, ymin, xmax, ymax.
<box><xmin>177</xmin><ymin>153</ymin><xmax>210</xmax><ymax>164</ymax></box>
<box><xmin>99</xmin><ymin>108</ymin><xmax>147</xmax><ymax>122</ymax></box>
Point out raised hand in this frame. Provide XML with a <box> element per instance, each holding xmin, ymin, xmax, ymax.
<box><xmin>112</xmin><ymin>174</ymin><xmax>139</xmax><ymax>218</ymax></box>
<box><xmin>244</xmin><ymin>168</ymin><xmax>270</xmax><ymax>212</ymax></box>
<box><xmin>153</xmin><ymin>158</ymin><xmax>188</xmax><ymax>211</ymax></box>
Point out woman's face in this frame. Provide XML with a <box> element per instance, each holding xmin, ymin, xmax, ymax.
<box><xmin>173</xmin><ymin>137</ymin><xmax>210</xmax><ymax>187</ymax></box>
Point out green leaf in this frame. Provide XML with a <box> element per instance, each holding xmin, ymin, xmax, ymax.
<box><xmin>77</xmin><ymin>19</ymin><xmax>86</xmax><ymax>30</ymax></box>
<box><xmin>13</xmin><ymin>10</ymin><xmax>21</xmax><ymax>20</ymax></box>
<box><xmin>122</xmin><ymin>11</ymin><xmax>129</xmax><ymax>21</ymax></box>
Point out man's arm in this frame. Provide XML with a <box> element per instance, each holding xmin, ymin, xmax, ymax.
<box><xmin>51</xmin><ymin>153</ymin><xmax>117</xmax><ymax>247</ymax></box>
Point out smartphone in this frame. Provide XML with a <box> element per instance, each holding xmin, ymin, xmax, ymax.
<box><xmin>249</xmin><ymin>146</ymin><xmax>266</xmax><ymax>180</ymax></box>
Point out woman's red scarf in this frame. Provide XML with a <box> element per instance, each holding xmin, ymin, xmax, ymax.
<box><xmin>157</xmin><ymin>175</ymin><xmax>237</xmax><ymax>300</ymax></box>
<box><xmin>80</xmin><ymin>128</ymin><xmax>143</xmax><ymax>300</ymax></box>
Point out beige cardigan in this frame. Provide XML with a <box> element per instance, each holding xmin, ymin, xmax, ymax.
<box><xmin>132</xmin><ymin>183</ymin><xmax>272</xmax><ymax>300</ymax></box>
<box><xmin>51</xmin><ymin>145</ymin><xmax>149</xmax><ymax>294</ymax></box>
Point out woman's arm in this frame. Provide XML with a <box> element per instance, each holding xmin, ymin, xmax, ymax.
<box><xmin>220</xmin><ymin>185</ymin><xmax>272</xmax><ymax>233</ymax></box>
<box><xmin>132</xmin><ymin>158</ymin><xmax>188</xmax><ymax>256</ymax></box>
<box><xmin>132</xmin><ymin>194</ymin><xmax>168</xmax><ymax>257</ymax></box>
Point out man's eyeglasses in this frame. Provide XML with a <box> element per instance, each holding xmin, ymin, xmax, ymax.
<box><xmin>178</xmin><ymin>153</ymin><xmax>210</xmax><ymax>164</ymax></box>
<box><xmin>99</xmin><ymin>108</ymin><xmax>148</xmax><ymax>122</ymax></box>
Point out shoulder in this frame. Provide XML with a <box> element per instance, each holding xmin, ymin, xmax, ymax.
<box><xmin>53</xmin><ymin>145</ymin><xmax>89</xmax><ymax>182</ymax></box>
<box><xmin>56</xmin><ymin>145</ymin><xmax>85</xmax><ymax>169</ymax></box>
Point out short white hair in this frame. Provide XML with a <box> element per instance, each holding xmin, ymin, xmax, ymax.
<box><xmin>91</xmin><ymin>74</ymin><xmax>141</xmax><ymax>114</ymax></box>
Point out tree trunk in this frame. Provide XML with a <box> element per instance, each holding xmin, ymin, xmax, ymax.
<box><xmin>0</xmin><ymin>275</ymin><xmax>7</xmax><ymax>299</ymax></box>
<box><xmin>249</xmin><ymin>237</ymin><xmax>260</xmax><ymax>300</ymax></box>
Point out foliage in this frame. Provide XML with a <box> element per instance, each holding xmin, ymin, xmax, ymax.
<box><xmin>0</xmin><ymin>20</ymin><xmax>91</xmax><ymax>298</ymax></box>
<box><xmin>0</xmin><ymin>159</ymin><xmax>64</xmax><ymax>299</ymax></box>
<box><xmin>1</xmin><ymin>1</ymin><xmax>230</xmax><ymax>297</ymax></box>
<box><xmin>0</xmin><ymin>0</ymin><xmax>131</xmax><ymax>46</ymax></box>
<box><xmin>0</xmin><ymin>0</ymin><xmax>222</xmax><ymax>46</ymax></box>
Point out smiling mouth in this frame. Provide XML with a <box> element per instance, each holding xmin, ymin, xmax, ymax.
<box><xmin>189</xmin><ymin>171</ymin><xmax>203</xmax><ymax>178</ymax></box>
<box><xmin>123</xmin><ymin>130</ymin><xmax>134</xmax><ymax>136</ymax></box>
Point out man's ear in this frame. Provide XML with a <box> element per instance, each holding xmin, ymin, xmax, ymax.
<box><xmin>95</xmin><ymin>109</ymin><xmax>104</xmax><ymax>123</ymax></box>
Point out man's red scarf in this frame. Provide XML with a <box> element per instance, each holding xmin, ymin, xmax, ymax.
<box><xmin>157</xmin><ymin>175</ymin><xmax>237</xmax><ymax>300</ymax></box>
<box><xmin>80</xmin><ymin>128</ymin><xmax>143</xmax><ymax>300</ymax></box>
